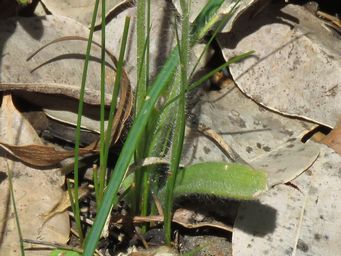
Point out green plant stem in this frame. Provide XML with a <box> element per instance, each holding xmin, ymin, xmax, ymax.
<box><xmin>73</xmin><ymin>0</ymin><xmax>100</xmax><ymax>244</ymax></box>
<box><xmin>7</xmin><ymin>163</ymin><xmax>25</xmax><ymax>256</ymax></box>
<box><xmin>133</xmin><ymin>0</ymin><xmax>147</xmax><ymax>216</ymax></box>
<box><xmin>92</xmin><ymin>166</ymin><xmax>100</xmax><ymax>211</ymax></box>
<box><xmin>140</xmin><ymin>0</ymin><xmax>152</xmax><ymax>229</ymax></box>
<box><xmin>164</xmin><ymin>0</ymin><xmax>190</xmax><ymax>244</ymax></box>
<box><xmin>98</xmin><ymin>0</ymin><xmax>107</xmax><ymax>206</ymax></box>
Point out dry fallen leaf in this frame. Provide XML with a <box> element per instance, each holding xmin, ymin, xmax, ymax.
<box><xmin>0</xmin><ymin>15</ymin><xmax>133</xmax><ymax>145</ymax></box>
<box><xmin>41</xmin><ymin>0</ymin><xmax>127</xmax><ymax>26</ymax></box>
<box><xmin>320</xmin><ymin>119</ymin><xmax>341</xmax><ymax>155</ymax></box>
<box><xmin>0</xmin><ymin>142</ymin><xmax>95</xmax><ymax>167</ymax></box>
<box><xmin>0</xmin><ymin>15</ymin><xmax>131</xmax><ymax>135</ymax></box>
<box><xmin>183</xmin><ymin>79</ymin><xmax>319</xmax><ymax>186</ymax></box>
<box><xmin>0</xmin><ymin>95</ymin><xmax>69</xmax><ymax>256</ymax></box>
<box><xmin>218</xmin><ymin>2</ymin><xmax>341</xmax><ymax>128</ymax></box>
<box><xmin>42</xmin><ymin>185</ymin><xmax>90</xmax><ymax>224</ymax></box>
<box><xmin>232</xmin><ymin>143</ymin><xmax>341</xmax><ymax>256</ymax></box>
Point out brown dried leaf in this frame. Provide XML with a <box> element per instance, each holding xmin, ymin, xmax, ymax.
<box><xmin>320</xmin><ymin>120</ymin><xmax>341</xmax><ymax>155</ymax></box>
<box><xmin>0</xmin><ymin>142</ymin><xmax>94</xmax><ymax>167</ymax></box>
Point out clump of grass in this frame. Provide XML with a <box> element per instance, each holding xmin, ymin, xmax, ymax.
<box><xmin>66</xmin><ymin>0</ymin><xmax>266</xmax><ymax>255</ymax></box>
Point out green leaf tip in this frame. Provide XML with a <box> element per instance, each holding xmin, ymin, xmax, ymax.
<box><xmin>49</xmin><ymin>249</ymin><xmax>81</xmax><ymax>256</ymax></box>
<box><xmin>16</xmin><ymin>0</ymin><xmax>31</xmax><ymax>6</ymax></box>
<box><xmin>172</xmin><ymin>162</ymin><xmax>268</xmax><ymax>200</ymax></box>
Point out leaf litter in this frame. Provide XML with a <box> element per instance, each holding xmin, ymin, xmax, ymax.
<box><xmin>1</xmin><ymin>0</ymin><xmax>340</xmax><ymax>255</ymax></box>
<box><xmin>0</xmin><ymin>95</ymin><xmax>69</xmax><ymax>255</ymax></box>
<box><xmin>218</xmin><ymin>2</ymin><xmax>341</xmax><ymax>128</ymax></box>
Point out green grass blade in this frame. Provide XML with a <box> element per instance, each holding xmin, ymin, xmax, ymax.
<box><xmin>133</xmin><ymin>0</ymin><xmax>148</xmax><ymax>217</ymax></box>
<box><xmin>50</xmin><ymin>250</ymin><xmax>80</xmax><ymax>256</ymax></box>
<box><xmin>188</xmin><ymin>50</ymin><xmax>255</xmax><ymax>91</ymax></box>
<box><xmin>190</xmin><ymin>0</ymin><xmax>225</xmax><ymax>42</ymax></box>
<box><xmin>189</xmin><ymin>0</ymin><xmax>241</xmax><ymax>78</ymax></box>
<box><xmin>98</xmin><ymin>0</ymin><xmax>107</xmax><ymax>206</ymax></box>
<box><xmin>164</xmin><ymin>0</ymin><xmax>190</xmax><ymax>244</ymax></box>
<box><xmin>73</xmin><ymin>0</ymin><xmax>100</xmax><ymax>244</ymax></box>
<box><xmin>161</xmin><ymin>50</ymin><xmax>255</xmax><ymax>113</ymax></box>
<box><xmin>7</xmin><ymin>163</ymin><xmax>25</xmax><ymax>256</ymax></box>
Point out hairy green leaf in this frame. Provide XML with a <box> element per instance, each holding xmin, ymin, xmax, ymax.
<box><xmin>169</xmin><ymin>162</ymin><xmax>268</xmax><ymax>200</ymax></box>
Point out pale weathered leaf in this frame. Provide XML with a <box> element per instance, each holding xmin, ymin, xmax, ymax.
<box><xmin>232</xmin><ymin>143</ymin><xmax>341</xmax><ymax>256</ymax></box>
<box><xmin>250</xmin><ymin>140</ymin><xmax>319</xmax><ymax>186</ymax></box>
<box><xmin>0</xmin><ymin>15</ymin><xmax>116</xmax><ymax>132</ymax></box>
<box><xmin>217</xmin><ymin>2</ymin><xmax>341</xmax><ymax>128</ymax></box>
<box><xmin>41</xmin><ymin>0</ymin><xmax>127</xmax><ymax>26</ymax></box>
<box><xmin>0</xmin><ymin>95</ymin><xmax>69</xmax><ymax>256</ymax></box>
<box><xmin>184</xmin><ymin>79</ymin><xmax>318</xmax><ymax>185</ymax></box>
<box><xmin>0</xmin><ymin>15</ymin><xmax>132</xmax><ymax>141</ymax></box>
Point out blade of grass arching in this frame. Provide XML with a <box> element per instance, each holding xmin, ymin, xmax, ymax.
<box><xmin>160</xmin><ymin>50</ymin><xmax>255</xmax><ymax>113</ymax></box>
<box><xmin>189</xmin><ymin>0</ymin><xmax>241</xmax><ymax>78</ymax></box>
<box><xmin>133</xmin><ymin>0</ymin><xmax>148</xmax><ymax>216</ymax></box>
<box><xmin>188</xmin><ymin>50</ymin><xmax>254</xmax><ymax>90</ymax></box>
<box><xmin>6</xmin><ymin>162</ymin><xmax>25</xmax><ymax>256</ymax></box>
<box><xmin>164</xmin><ymin>0</ymin><xmax>190</xmax><ymax>244</ymax></box>
<box><xmin>73</xmin><ymin>0</ymin><xmax>100</xmax><ymax>244</ymax></box>
<box><xmin>98</xmin><ymin>0</ymin><xmax>107</xmax><ymax>206</ymax></box>
<box><xmin>83</xmin><ymin>46</ymin><xmax>180</xmax><ymax>256</ymax></box>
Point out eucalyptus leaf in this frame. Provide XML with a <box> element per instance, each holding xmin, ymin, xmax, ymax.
<box><xmin>232</xmin><ymin>143</ymin><xmax>341</xmax><ymax>255</ymax></box>
<box><xmin>184</xmin><ymin>78</ymin><xmax>318</xmax><ymax>186</ymax></box>
<box><xmin>41</xmin><ymin>0</ymin><xmax>125</xmax><ymax>26</ymax></box>
<box><xmin>218</xmin><ymin>3</ymin><xmax>341</xmax><ymax>128</ymax></box>
<box><xmin>0</xmin><ymin>15</ymin><xmax>119</xmax><ymax>133</ymax></box>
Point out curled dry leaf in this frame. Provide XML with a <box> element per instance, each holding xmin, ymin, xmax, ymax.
<box><xmin>0</xmin><ymin>142</ymin><xmax>95</xmax><ymax>167</ymax></box>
